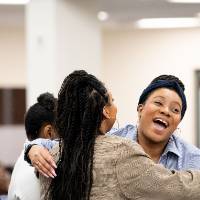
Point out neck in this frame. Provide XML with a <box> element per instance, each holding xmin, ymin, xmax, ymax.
<box><xmin>137</xmin><ymin>132</ymin><xmax>168</xmax><ymax>163</ymax></box>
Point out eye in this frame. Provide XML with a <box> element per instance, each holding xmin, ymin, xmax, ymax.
<box><xmin>172</xmin><ymin>107</ymin><xmax>181</xmax><ymax>114</ymax></box>
<box><xmin>154</xmin><ymin>101</ymin><xmax>162</xmax><ymax>106</ymax></box>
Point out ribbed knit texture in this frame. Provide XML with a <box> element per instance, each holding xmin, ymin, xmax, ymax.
<box><xmin>40</xmin><ymin>135</ymin><xmax>200</xmax><ymax>200</ymax></box>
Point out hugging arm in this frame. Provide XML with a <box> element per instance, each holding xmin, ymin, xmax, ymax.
<box><xmin>24</xmin><ymin>139</ymin><xmax>58</xmax><ymax>178</ymax></box>
<box><xmin>116</xmin><ymin>141</ymin><xmax>200</xmax><ymax>200</ymax></box>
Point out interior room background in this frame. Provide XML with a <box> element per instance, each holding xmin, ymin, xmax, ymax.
<box><xmin>1</xmin><ymin>0</ymin><xmax>200</xmax><ymax>167</ymax></box>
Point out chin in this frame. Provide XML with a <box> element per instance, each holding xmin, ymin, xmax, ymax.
<box><xmin>145</xmin><ymin>134</ymin><xmax>165</xmax><ymax>143</ymax></box>
<box><xmin>149</xmin><ymin>137</ymin><xmax>168</xmax><ymax>144</ymax></box>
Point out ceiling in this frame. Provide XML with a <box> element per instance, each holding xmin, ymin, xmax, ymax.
<box><xmin>94</xmin><ymin>0</ymin><xmax>200</xmax><ymax>27</ymax></box>
<box><xmin>1</xmin><ymin>0</ymin><xmax>200</xmax><ymax>28</ymax></box>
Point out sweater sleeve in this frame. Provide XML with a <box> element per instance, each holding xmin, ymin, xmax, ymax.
<box><xmin>116</xmin><ymin>140</ymin><xmax>200</xmax><ymax>200</ymax></box>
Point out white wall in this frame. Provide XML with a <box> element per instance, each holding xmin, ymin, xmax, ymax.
<box><xmin>55</xmin><ymin>0</ymin><xmax>101</xmax><ymax>92</ymax></box>
<box><xmin>102</xmin><ymin>28</ymin><xmax>200</xmax><ymax>145</ymax></box>
<box><xmin>26</xmin><ymin>0</ymin><xmax>101</xmax><ymax>105</ymax></box>
<box><xmin>0</xmin><ymin>6</ymin><xmax>26</xmax><ymax>166</ymax></box>
<box><xmin>26</xmin><ymin>0</ymin><xmax>57</xmax><ymax>106</ymax></box>
<box><xmin>0</xmin><ymin>126</ymin><xmax>26</xmax><ymax>166</ymax></box>
<box><xmin>0</xmin><ymin>26</ymin><xmax>26</xmax><ymax>88</ymax></box>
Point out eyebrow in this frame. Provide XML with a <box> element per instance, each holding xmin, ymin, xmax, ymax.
<box><xmin>153</xmin><ymin>96</ymin><xmax>164</xmax><ymax>100</ymax></box>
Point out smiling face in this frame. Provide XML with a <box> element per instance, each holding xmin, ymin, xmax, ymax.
<box><xmin>137</xmin><ymin>88</ymin><xmax>182</xmax><ymax>145</ymax></box>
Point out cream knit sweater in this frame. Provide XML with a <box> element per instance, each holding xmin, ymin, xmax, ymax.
<box><xmin>40</xmin><ymin>135</ymin><xmax>200</xmax><ymax>200</ymax></box>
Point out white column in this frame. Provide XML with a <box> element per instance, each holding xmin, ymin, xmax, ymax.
<box><xmin>55</xmin><ymin>0</ymin><xmax>101</xmax><ymax>91</ymax></box>
<box><xmin>26</xmin><ymin>0</ymin><xmax>57</xmax><ymax>106</ymax></box>
<box><xmin>26</xmin><ymin>0</ymin><xmax>101</xmax><ymax>106</ymax></box>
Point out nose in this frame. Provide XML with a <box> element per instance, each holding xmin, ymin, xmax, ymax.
<box><xmin>160</xmin><ymin>106</ymin><xmax>170</xmax><ymax>117</ymax></box>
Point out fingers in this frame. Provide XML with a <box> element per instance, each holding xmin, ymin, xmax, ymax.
<box><xmin>37</xmin><ymin>151</ymin><xmax>57</xmax><ymax>178</ymax></box>
<box><xmin>34</xmin><ymin>163</ymin><xmax>50</xmax><ymax>178</ymax></box>
<box><xmin>34</xmin><ymin>160</ymin><xmax>56</xmax><ymax>178</ymax></box>
<box><xmin>28</xmin><ymin>145</ymin><xmax>57</xmax><ymax>178</ymax></box>
<box><xmin>40</xmin><ymin>148</ymin><xmax>57</xmax><ymax>169</ymax></box>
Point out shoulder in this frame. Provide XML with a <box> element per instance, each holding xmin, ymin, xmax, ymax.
<box><xmin>172</xmin><ymin>135</ymin><xmax>200</xmax><ymax>169</ymax></box>
<box><xmin>173</xmin><ymin>134</ymin><xmax>200</xmax><ymax>155</ymax></box>
<box><xmin>49</xmin><ymin>142</ymin><xmax>60</xmax><ymax>163</ymax></box>
<box><xmin>10</xmin><ymin>151</ymin><xmax>35</xmax><ymax>177</ymax></box>
<box><xmin>8</xmin><ymin>152</ymin><xmax>40</xmax><ymax>200</ymax></box>
<box><xmin>96</xmin><ymin>134</ymin><xmax>146</xmax><ymax>158</ymax></box>
<box><xmin>108</xmin><ymin>124</ymin><xmax>137</xmax><ymax>140</ymax></box>
<box><xmin>96</xmin><ymin>134</ymin><xmax>135</xmax><ymax>146</ymax></box>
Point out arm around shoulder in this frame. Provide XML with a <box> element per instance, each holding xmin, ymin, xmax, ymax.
<box><xmin>116</xmin><ymin>140</ymin><xmax>200</xmax><ymax>200</ymax></box>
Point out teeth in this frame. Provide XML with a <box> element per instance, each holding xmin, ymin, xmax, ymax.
<box><xmin>155</xmin><ymin>118</ymin><xmax>168</xmax><ymax>127</ymax></box>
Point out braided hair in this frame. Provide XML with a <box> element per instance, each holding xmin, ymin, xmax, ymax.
<box><xmin>47</xmin><ymin>70</ymin><xmax>109</xmax><ymax>200</ymax></box>
<box><xmin>24</xmin><ymin>92</ymin><xmax>57</xmax><ymax>141</ymax></box>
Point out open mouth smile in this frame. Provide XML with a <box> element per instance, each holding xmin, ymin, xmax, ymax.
<box><xmin>153</xmin><ymin>118</ymin><xmax>169</xmax><ymax>129</ymax></box>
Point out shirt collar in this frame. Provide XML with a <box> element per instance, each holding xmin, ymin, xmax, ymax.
<box><xmin>132</xmin><ymin>129</ymin><xmax>138</xmax><ymax>141</ymax></box>
<box><xmin>161</xmin><ymin>135</ymin><xmax>181</xmax><ymax>158</ymax></box>
<box><xmin>134</xmin><ymin>129</ymin><xmax>181</xmax><ymax>158</ymax></box>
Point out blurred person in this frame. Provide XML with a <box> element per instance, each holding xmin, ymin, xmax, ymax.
<box><xmin>27</xmin><ymin>70</ymin><xmax>200</xmax><ymax>200</ymax></box>
<box><xmin>0</xmin><ymin>162</ymin><xmax>11</xmax><ymax>200</ymax></box>
<box><xmin>8</xmin><ymin>92</ymin><xmax>57</xmax><ymax>200</ymax></box>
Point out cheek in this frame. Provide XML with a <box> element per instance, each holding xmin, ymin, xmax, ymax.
<box><xmin>141</xmin><ymin>103</ymin><xmax>155</xmax><ymax>115</ymax></box>
<box><xmin>139</xmin><ymin>114</ymin><xmax>150</xmax><ymax>130</ymax></box>
<box><xmin>170</xmin><ymin>116</ymin><xmax>181</xmax><ymax>130</ymax></box>
<box><xmin>140</xmin><ymin>108</ymin><xmax>153</xmax><ymax>123</ymax></box>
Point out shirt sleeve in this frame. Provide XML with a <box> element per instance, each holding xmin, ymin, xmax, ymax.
<box><xmin>185</xmin><ymin>154</ymin><xmax>200</xmax><ymax>170</ymax></box>
<box><xmin>116</xmin><ymin>140</ymin><xmax>200</xmax><ymax>200</ymax></box>
<box><xmin>24</xmin><ymin>138</ymin><xmax>58</xmax><ymax>150</ymax></box>
<box><xmin>108</xmin><ymin>124</ymin><xmax>136</xmax><ymax>139</ymax></box>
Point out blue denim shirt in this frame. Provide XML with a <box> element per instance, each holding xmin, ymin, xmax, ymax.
<box><xmin>25</xmin><ymin>124</ymin><xmax>200</xmax><ymax>170</ymax></box>
<box><xmin>109</xmin><ymin>124</ymin><xmax>200</xmax><ymax>170</ymax></box>
<box><xmin>0</xmin><ymin>195</ymin><xmax>8</xmax><ymax>200</ymax></box>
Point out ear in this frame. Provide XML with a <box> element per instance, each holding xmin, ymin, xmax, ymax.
<box><xmin>103</xmin><ymin>106</ymin><xmax>110</xmax><ymax>119</ymax></box>
<box><xmin>43</xmin><ymin>124</ymin><xmax>54</xmax><ymax>139</ymax></box>
<box><xmin>137</xmin><ymin>104</ymin><xmax>144</xmax><ymax>119</ymax></box>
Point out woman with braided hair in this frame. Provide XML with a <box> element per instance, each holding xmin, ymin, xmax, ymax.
<box><xmin>40</xmin><ymin>70</ymin><xmax>117</xmax><ymax>200</ymax></box>
<box><xmin>33</xmin><ymin>70</ymin><xmax>200</xmax><ymax>200</ymax></box>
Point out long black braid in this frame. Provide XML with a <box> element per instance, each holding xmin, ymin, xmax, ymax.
<box><xmin>47</xmin><ymin>70</ymin><xmax>109</xmax><ymax>200</ymax></box>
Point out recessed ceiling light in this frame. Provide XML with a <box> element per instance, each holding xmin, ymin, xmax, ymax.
<box><xmin>167</xmin><ymin>0</ymin><xmax>200</xmax><ymax>3</ymax></box>
<box><xmin>97</xmin><ymin>11</ymin><xmax>109</xmax><ymax>21</ymax></box>
<box><xmin>0</xmin><ymin>0</ymin><xmax>30</xmax><ymax>4</ymax></box>
<box><xmin>135</xmin><ymin>18</ymin><xmax>200</xmax><ymax>29</ymax></box>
